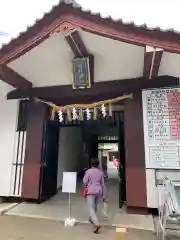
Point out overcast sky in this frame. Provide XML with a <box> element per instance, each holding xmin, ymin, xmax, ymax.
<box><xmin>0</xmin><ymin>0</ymin><xmax>180</xmax><ymax>46</ymax></box>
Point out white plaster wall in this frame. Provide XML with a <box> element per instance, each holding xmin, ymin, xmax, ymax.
<box><xmin>8</xmin><ymin>31</ymin><xmax>144</xmax><ymax>87</ymax></box>
<box><xmin>146</xmin><ymin>169</ymin><xmax>158</xmax><ymax>208</ymax></box>
<box><xmin>0</xmin><ymin>99</ymin><xmax>18</xmax><ymax>196</ymax></box>
<box><xmin>156</xmin><ymin>170</ymin><xmax>180</xmax><ymax>181</ymax></box>
<box><xmin>57</xmin><ymin>127</ymin><xmax>83</xmax><ymax>189</ymax></box>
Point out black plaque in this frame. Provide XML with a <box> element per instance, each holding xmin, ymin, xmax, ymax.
<box><xmin>72</xmin><ymin>57</ymin><xmax>91</xmax><ymax>89</ymax></box>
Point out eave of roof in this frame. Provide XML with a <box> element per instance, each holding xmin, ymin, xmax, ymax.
<box><xmin>1</xmin><ymin>0</ymin><xmax>180</xmax><ymax>65</ymax></box>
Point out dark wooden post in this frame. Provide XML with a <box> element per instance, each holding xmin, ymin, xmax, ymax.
<box><xmin>21</xmin><ymin>100</ymin><xmax>48</xmax><ymax>199</ymax></box>
<box><xmin>124</xmin><ymin>92</ymin><xmax>147</xmax><ymax>213</ymax></box>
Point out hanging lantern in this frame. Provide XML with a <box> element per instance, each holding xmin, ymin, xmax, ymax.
<box><xmin>101</xmin><ymin>104</ymin><xmax>106</xmax><ymax>117</ymax></box>
<box><xmin>58</xmin><ymin>110</ymin><xmax>64</xmax><ymax>122</ymax></box>
<box><xmin>108</xmin><ymin>102</ymin><xmax>112</xmax><ymax>117</ymax></box>
<box><xmin>72</xmin><ymin>107</ymin><xmax>78</xmax><ymax>120</ymax></box>
<box><xmin>86</xmin><ymin>108</ymin><xmax>91</xmax><ymax>120</ymax></box>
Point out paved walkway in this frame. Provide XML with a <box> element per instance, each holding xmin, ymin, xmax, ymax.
<box><xmin>6</xmin><ymin>179</ymin><xmax>154</xmax><ymax>231</ymax></box>
<box><xmin>0</xmin><ymin>215</ymin><xmax>157</xmax><ymax>240</ymax></box>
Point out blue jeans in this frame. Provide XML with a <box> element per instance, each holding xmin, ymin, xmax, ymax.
<box><xmin>87</xmin><ymin>195</ymin><xmax>100</xmax><ymax>226</ymax></box>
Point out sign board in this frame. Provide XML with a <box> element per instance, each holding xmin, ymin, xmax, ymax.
<box><xmin>142</xmin><ymin>88</ymin><xmax>180</xmax><ymax>169</ymax></box>
<box><xmin>62</xmin><ymin>172</ymin><xmax>77</xmax><ymax>193</ymax></box>
<box><xmin>72</xmin><ymin>57</ymin><xmax>91</xmax><ymax>89</ymax></box>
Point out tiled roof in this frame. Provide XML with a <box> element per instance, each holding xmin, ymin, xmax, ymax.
<box><xmin>1</xmin><ymin>0</ymin><xmax>179</xmax><ymax>50</ymax></box>
<box><xmin>1</xmin><ymin>0</ymin><xmax>180</xmax><ymax>63</ymax></box>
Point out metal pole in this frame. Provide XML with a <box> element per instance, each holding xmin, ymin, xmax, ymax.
<box><xmin>68</xmin><ymin>192</ymin><xmax>71</xmax><ymax>218</ymax></box>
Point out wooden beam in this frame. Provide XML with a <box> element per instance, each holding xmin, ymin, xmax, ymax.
<box><xmin>7</xmin><ymin>76</ymin><xmax>178</xmax><ymax>102</ymax></box>
<box><xmin>52</xmin><ymin>24</ymin><xmax>94</xmax><ymax>86</ymax></box>
<box><xmin>65</xmin><ymin>30</ymin><xmax>88</xmax><ymax>57</ymax></box>
<box><xmin>143</xmin><ymin>46</ymin><xmax>163</xmax><ymax>79</ymax></box>
<box><xmin>0</xmin><ymin>65</ymin><xmax>32</xmax><ymax>89</ymax></box>
<box><xmin>52</xmin><ymin>22</ymin><xmax>88</xmax><ymax>57</ymax></box>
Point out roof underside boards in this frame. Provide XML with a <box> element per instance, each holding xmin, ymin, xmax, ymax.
<box><xmin>7</xmin><ymin>30</ymin><xmax>145</xmax><ymax>87</ymax></box>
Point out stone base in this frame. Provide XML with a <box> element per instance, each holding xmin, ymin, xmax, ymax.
<box><xmin>126</xmin><ymin>206</ymin><xmax>148</xmax><ymax>215</ymax></box>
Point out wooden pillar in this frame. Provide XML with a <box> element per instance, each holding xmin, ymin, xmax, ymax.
<box><xmin>123</xmin><ymin>77</ymin><xmax>179</xmax><ymax>213</ymax></box>
<box><xmin>124</xmin><ymin>92</ymin><xmax>147</xmax><ymax>212</ymax></box>
<box><xmin>21</xmin><ymin>100</ymin><xmax>48</xmax><ymax>199</ymax></box>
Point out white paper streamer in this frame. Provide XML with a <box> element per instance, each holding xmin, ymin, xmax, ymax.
<box><xmin>72</xmin><ymin>108</ymin><xmax>78</xmax><ymax>120</ymax></box>
<box><xmin>58</xmin><ymin>110</ymin><xmax>64</xmax><ymax>122</ymax></box>
<box><xmin>86</xmin><ymin>108</ymin><xmax>91</xmax><ymax>120</ymax></box>
<box><xmin>101</xmin><ymin>104</ymin><xmax>106</xmax><ymax>117</ymax></box>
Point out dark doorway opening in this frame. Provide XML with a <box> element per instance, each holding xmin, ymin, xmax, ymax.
<box><xmin>39</xmin><ymin>120</ymin><xmax>60</xmax><ymax>202</ymax></box>
<box><xmin>39</xmin><ymin>111</ymin><xmax>126</xmax><ymax>208</ymax></box>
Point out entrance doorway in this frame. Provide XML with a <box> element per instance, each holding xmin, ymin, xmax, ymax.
<box><xmin>39</xmin><ymin>111</ymin><xmax>126</xmax><ymax>209</ymax></box>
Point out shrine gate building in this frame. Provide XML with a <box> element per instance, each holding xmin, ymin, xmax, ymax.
<box><xmin>0</xmin><ymin>0</ymin><xmax>180</xmax><ymax>214</ymax></box>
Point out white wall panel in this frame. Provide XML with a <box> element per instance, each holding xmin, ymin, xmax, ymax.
<box><xmin>146</xmin><ymin>169</ymin><xmax>158</xmax><ymax>208</ymax></box>
<box><xmin>0</xmin><ymin>100</ymin><xmax>18</xmax><ymax>196</ymax></box>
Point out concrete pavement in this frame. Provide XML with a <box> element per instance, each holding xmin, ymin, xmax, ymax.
<box><xmin>6</xmin><ymin>180</ymin><xmax>154</xmax><ymax>231</ymax></box>
<box><xmin>0</xmin><ymin>215</ymin><xmax>158</xmax><ymax>240</ymax></box>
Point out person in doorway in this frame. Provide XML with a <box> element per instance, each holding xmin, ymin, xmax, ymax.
<box><xmin>83</xmin><ymin>158</ymin><xmax>107</xmax><ymax>234</ymax></box>
<box><xmin>113</xmin><ymin>156</ymin><xmax>119</xmax><ymax>169</ymax></box>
